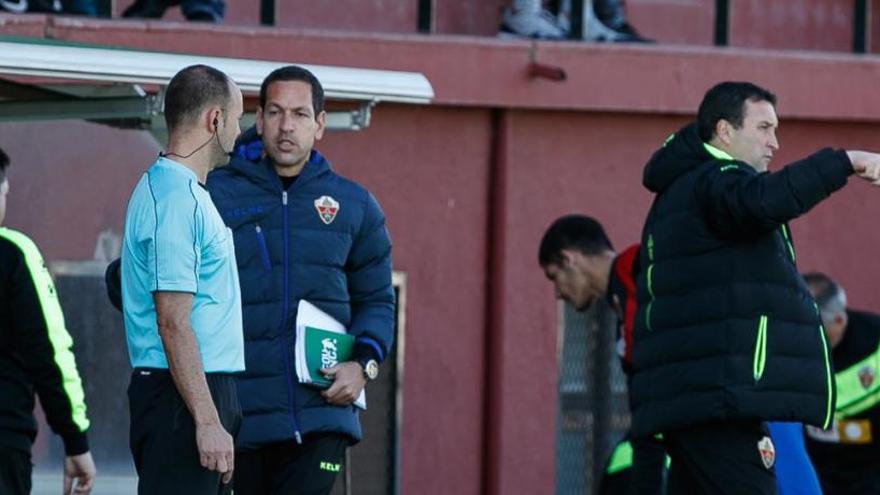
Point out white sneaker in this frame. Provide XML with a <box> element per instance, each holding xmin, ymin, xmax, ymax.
<box><xmin>0</xmin><ymin>0</ymin><xmax>28</xmax><ymax>12</ymax></box>
<box><xmin>498</xmin><ymin>6</ymin><xmax>568</xmax><ymax>40</ymax></box>
<box><xmin>557</xmin><ymin>0</ymin><xmax>631</xmax><ymax>42</ymax></box>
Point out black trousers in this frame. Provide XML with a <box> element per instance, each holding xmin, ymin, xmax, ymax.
<box><xmin>234</xmin><ymin>433</ymin><xmax>349</xmax><ymax>495</ymax></box>
<box><xmin>128</xmin><ymin>369</ymin><xmax>242</xmax><ymax>495</ymax></box>
<box><xmin>666</xmin><ymin>421</ymin><xmax>777</xmax><ymax>495</ymax></box>
<box><xmin>0</xmin><ymin>446</ymin><xmax>31</xmax><ymax>495</ymax></box>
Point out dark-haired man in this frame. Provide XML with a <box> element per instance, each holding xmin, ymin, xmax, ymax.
<box><xmin>207</xmin><ymin>65</ymin><xmax>394</xmax><ymax>494</ymax></box>
<box><xmin>120</xmin><ymin>64</ymin><xmax>244</xmax><ymax>494</ymax></box>
<box><xmin>632</xmin><ymin>81</ymin><xmax>880</xmax><ymax>494</ymax></box>
<box><xmin>0</xmin><ymin>148</ymin><xmax>96</xmax><ymax>494</ymax></box>
<box><xmin>539</xmin><ymin>214</ymin><xmax>666</xmax><ymax>495</ymax></box>
<box><xmin>539</xmin><ymin>213</ymin><xmax>829</xmax><ymax>495</ymax></box>
<box><xmin>804</xmin><ymin>272</ymin><xmax>880</xmax><ymax>495</ymax></box>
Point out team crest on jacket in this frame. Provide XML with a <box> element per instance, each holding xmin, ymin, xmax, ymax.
<box><xmin>314</xmin><ymin>195</ymin><xmax>340</xmax><ymax>225</ymax></box>
<box><xmin>859</xmin><ymin>366</ymin><xmax>875</xmax><ymax>390</ymax></box>
<box><xmin>757</xmin><ymin>436</ymin><xmax>775</xmax><ymax>469</ymax></box>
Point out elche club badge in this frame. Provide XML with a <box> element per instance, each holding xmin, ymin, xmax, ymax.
<box><xmin>757</xmin><ymin>436</ymin><xmax>775</xmax><ymax>469</ymax></box>
<box><xmin>859</xmin><ymin>365</ymin><xmax>875</xmax><ymax>390</ymax></box>
<box><xmin>314</xmin><ymin>195</ymin><xmax>340</xmax><ymax>225</ymax></box>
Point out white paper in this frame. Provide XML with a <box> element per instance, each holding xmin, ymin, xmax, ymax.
<box><xmin>296</xmin><ymin>299</ymin><xmax>346</xmax><ymax>333</ymax></box>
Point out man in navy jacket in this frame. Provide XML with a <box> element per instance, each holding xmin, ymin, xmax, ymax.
<box><xmin>207</xmin><ymin>66</ymin><xmax>394</xmax><ymax>495</ymax></box>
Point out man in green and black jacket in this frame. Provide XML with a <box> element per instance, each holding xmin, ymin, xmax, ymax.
<box><xmin>632</xmin><ymin>81</ymin><xmax>880</xmax><ymax>495</ymax></box>
<box><xmin>0</xmin><ymin>148</ymin><xmax>95</xmax><ymax>494</ymax></box>
<box><xmin>804</xmin><ymin>272</ymin><xmax>880</xmax><ymax>495</ymax></box>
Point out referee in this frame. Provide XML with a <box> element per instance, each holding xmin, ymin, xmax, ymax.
<box><xmin>120</xmin><ymin>65</ymin><xmax>245</xmax><ymax>494</ymax></box>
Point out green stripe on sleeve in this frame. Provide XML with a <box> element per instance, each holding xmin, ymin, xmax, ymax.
<box><xmin>0</xmin><ymin>227</ymin><xmax>89</xmax><ymax>432</ymax></box>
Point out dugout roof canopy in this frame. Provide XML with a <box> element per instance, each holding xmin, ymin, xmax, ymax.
<box><xmin>0</xmin><ymin>36</ymin><xmax>434</xmax><ymax>132</ymax></box>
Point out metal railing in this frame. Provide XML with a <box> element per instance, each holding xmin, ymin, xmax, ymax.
<box><xmin>98</xmin><ymin>0</ymin><xmax>870</xmax><ymax>54</ymax></box>
<box><xmin>556</xmin><ymin>300</ymin><xmax>630</xmax><ymax>495</ymax></box>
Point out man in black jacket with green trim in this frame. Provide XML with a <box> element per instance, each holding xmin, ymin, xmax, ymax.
<box><xmin>0</xmin><ymin>147</ymin><xmax>96</xmax><ymax>494</ymax></box>
<box><xmin>632</xmin><ymin>81</ymin><xmax>880</xmax><ymax>495</ymax></box>
<box><xmin>804</xmin><ymin>272</ymin><xmax>880</xmax><ymax>495</ymax></box>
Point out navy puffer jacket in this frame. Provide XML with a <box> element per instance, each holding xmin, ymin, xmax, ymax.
<box><xmin>207</xmin><ymin>131</ymin><xmax>394</xmax><ymax>448</ymax></box>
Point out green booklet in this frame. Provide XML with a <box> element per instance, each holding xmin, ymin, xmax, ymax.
<box><xmin>294</xmin><ymin>300</ymin><xmax>367</xmax><ymax>409</ymax></box>
<box><xmin>296</xmin><ymin>326</ymin><xmax>355</xmax><ymax>388</ymax></box>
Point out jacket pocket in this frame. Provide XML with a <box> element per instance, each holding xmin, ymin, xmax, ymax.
<box><xmin>753</xmin><ymin>315</ymin><xmax>768</xmax><ymax>381</ymax></box>
<box><xmin>254</xmin><ymin>224</ymin><xmax>271</xmax><ymax>271</ymax></box>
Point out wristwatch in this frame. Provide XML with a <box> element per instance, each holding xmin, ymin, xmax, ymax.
<box><xmin>360</xmin><ymin>358</ymin><xmax>379</xmax><ymax>381</ymax></box>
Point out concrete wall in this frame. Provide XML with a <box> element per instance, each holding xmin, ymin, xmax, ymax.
<box><xmin>730</xmin><ymin>0</ymin><xmax>855</xmax><ymax>51</ymax></box>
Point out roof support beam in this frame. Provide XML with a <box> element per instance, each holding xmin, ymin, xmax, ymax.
<box><xmin>0</xmin><ymin>39</ymin><xmax>434</xmax><ymax>104</ymax></box>
<box><xmin>0</xmin><ymin>95</ymin><xmax>161</xmax><ymax>123</ymax></box>
<box><xmin>0</xmin><ymin>38</ymin><xmax>433</xmax><ymax>132</ymax></box>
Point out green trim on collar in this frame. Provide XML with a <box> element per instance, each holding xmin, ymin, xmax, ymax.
<box><xmin>703</xmin><ymin>143</ymin><xmax>735</xmax><ymax>161</ymax></box>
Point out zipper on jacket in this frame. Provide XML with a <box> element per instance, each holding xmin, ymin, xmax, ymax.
<box><xmin>753</xmin><ymin>315</ymin><xmax>768</xmax><ymax>381</ymax></box>
<box><xmin>254</xmin><ymin>224</ymin><xmax>272</xmax><ymax>272</ymax></box>
<box><xmin>814</xmin><ymin>302</ymin><xmax>835</xmax><ymax>429</ymax></box>
<box><xmin>645</xmin><ymin>234</ymin><xmax>655</xmax><ymax>331</ymax></box>
<box><xmin>280</xmin><ymin>190</ymin><xmax>303</xmax><ymax>444</ymax></box>
<box><xmin>780</xmin><ymin>224</ymin><xmax>796</xmax><ymax>263</ymax></box>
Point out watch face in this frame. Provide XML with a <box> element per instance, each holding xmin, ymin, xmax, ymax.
<box><xmin>364</xmin><ymin>360</ymin><xmax>379</xmax><ymax>381</ymax></box>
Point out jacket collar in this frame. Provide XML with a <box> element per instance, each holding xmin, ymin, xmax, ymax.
<box><xmin>230</xmin><ymin>148</ymin><xmax>331</xmax><ymax>192</ymax></box>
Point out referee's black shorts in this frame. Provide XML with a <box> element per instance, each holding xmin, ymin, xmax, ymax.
<box><xmin>128</xmin><ymin>368</ymin><xmax>241</xmax><ymax>495</ymax></box>
<box><xmin>666</xmin><ymin>420</ymin><xmax>778</xmax><ymax>495</ymax></box>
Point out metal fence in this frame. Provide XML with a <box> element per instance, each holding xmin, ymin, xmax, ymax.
<box><xmin>555</xmin><ymin>299</ymin><xmax>630</xmax><ymax>495</ymax></box>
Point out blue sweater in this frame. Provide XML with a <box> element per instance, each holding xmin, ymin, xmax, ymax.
<box><xmin>207</xmin><ymin>141</ymin><xmax>394</xmax><ymax>448</ymax></box>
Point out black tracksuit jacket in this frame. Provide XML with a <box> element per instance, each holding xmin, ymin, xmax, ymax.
<box><xmin>0</xmin><ymin>227</ymin><xmax>89</xmax><ymax>455</ymax></box>
<box><xmin>631</xmin><ymin>122</ymin><xmax>850</xmax><ymax>437</ymax></box>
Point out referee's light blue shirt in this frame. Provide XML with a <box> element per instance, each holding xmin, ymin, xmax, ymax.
<box><xmin>121</xmin><ymin>157</ymin><xmax>244</xmax><ymax>373</ymax></box>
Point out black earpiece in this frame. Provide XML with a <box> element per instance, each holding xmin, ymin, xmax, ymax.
<box><xmin>162</xmin><ymin>113</ymin><xmax>229</xmax><ymax>159</ymax></box>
